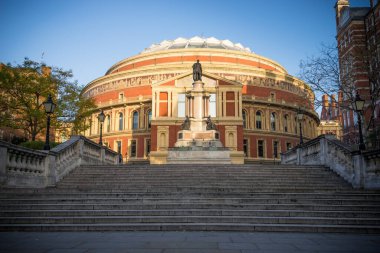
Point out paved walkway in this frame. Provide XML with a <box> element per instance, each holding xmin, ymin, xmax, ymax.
<box><xmin>0</xmin><ymin>231</ymin><xmax>379</xmax><ymax>253</ymax></box>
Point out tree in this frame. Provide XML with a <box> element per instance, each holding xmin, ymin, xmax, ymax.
<box><xmin>0</xmin><ymin>58</ymin><xmax>96</xmax><ymax>141</ymax></box>
<box><xmin>299</xmin><ymin>43</ymin><xmax>380</xmax><ymax>134</ymax></box>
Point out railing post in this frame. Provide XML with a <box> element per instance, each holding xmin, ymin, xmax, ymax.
<box><xmin>45</xmin><ymin>153</ymin><xmax>57</xmax><ymax>187</ymax></box>
<box><xmin>0</xmin><ymin>146</ymin><xmax>7</xmax><ymax>185</ymax></box>
<box><xmin>100</xmin><ymin>146</ymin><xmax>105</xmax><ymax>164</ymax></box>
<box><xmin>320</xmin><ymin>137</ymin><xmax>326</xmax><ymax>165</ymax></box>
<box><xmin>296</xmin><ymin>147</ymin><xmax>302</xmax><ymax>165</ymax></box>
<box><xmin>352</xmin><ymin>152</ymin><xmax>364</xmax><ymax>188</ymax></box>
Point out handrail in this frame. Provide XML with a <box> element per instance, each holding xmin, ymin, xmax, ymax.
<box><xmin>0</xmin><ymin>135</ymin><xmax>120</xmax><ymax>188</ymax></box>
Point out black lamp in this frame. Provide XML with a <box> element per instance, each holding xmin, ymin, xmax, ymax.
<box><xmin>43</xmin><ymin>94</ymin><xmax>56</xmax><ymax>150</ymax></box>
<box><xmin>98</xmin><ymin>110</ymin><xmax>105</xmax><ymax>145</ymax></box>
<box><xmin>354</xmin><ymin>93</ymin><xmax>366</xmax><ymax>151</ymax></box>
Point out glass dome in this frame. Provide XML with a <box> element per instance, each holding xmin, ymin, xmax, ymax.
<box><xmin>141</xmin><ymin>36</ymin><xmax>252</xmax><ymax>54</ymax></box>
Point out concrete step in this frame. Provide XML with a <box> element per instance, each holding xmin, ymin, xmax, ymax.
<box><xmin>2</xmin><ymin>209</ymin><xmax>380</xmax><ymax>218</ymax></box>
<box><xmin>1</xmin><ymin>223</ymin><xmax>379</xmax><ymax>233</ymax></box>
<box><xmin>1</xmin><ymin>216</ymin><xmax>380</xmax><ymax>226</ymax></box>
<box><xmin>1</xmin><ymin>164</ymin><xmax>379</xmax><ymax>233</ymax></box>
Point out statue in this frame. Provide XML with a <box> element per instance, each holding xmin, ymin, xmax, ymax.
<box><xmin>180</xmin><ymin>116</ymin><xmax>190</xmax><ymax>130</ymax></box>
<box><xmin>192</xmin><ymin>60</ymin><xmax>202</xmax><ymax>81</ymax></box>
<box><xmin>206</xmin><ymin>115</ymin><xmax>216</xmax><ymax>130</ymax></box>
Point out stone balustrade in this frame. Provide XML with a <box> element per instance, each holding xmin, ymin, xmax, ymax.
<box><xmin>281</xmin><ymin>134</ymin><xmax>380</xmax><ymax>189</ymax></box>
<box><xmin>0</xmin><ymin>136</ymin><xmax>119</xmax><ymax>188</ymax></box>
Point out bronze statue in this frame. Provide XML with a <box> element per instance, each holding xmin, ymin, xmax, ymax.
<box><xmin>180</xmin><ymin>116</ymin><xmax>190</xmax><ymax>130</ymax></box>
<box><xmin>206</xmin><ymin>115</ymin><xmax>216</xmax><ymax>130</ymax></box>
<box><xmin>192</xmin><ymin>60</ymin><xmax>202</xmax><ymax>81</ymax></box>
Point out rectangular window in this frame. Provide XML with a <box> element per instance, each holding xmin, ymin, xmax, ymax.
<box><xmin>130</xmin><ymin>140</ymin><xmax>137</xmax><ymax>157</ymax></box>
<box><xmin>119</xmin><ymin>93</ymin><xmax>124</xmax><ymax>101</ymax></box>
<box><xmin>226</xmin><ymin>91</ymin><xmax>235</xmax><ymax>116</ymax></box>
<box><xmin>209</xmin><ymin>94</ymin><xmax>216</xmax><ymax>117</ymax></box>
<box><xmin>286</xmin><ymin>142</ymin><xmax>292</xmax><ymax>150</ymax></box>
<box><xmin>116</xmin><ymin>141</ymin><xmax>122</xmax><ymax>154</ymax></box>
<box><xmin>177</xmin><ymin>93</ymin><xmax>186</xmax><ymax>117</ymax></box>
<box><xmin>159</xmin><ymin>92</ymin><xmax>168</xmax><ymax>117</ymax></box>
<box><xmin>258</xmin><ymin>140</ymin><xmax>264</xmax><ymax>158</ymax></box>
<box><xmin>273</xmin><ymin>141</ymin><xmax>279</xmax><ymax>158</ymax></box>
<box><xmin>243</xmin><ymin>139</ymin><xmax>248</xmax><ymax>157</ymax></box>
<box><xmin>145</xmin><ymin>139</ymin><xmax>151</xmax><ymax>156</ymax></box>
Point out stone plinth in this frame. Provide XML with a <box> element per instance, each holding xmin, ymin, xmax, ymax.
<box><xmin>168</xmin><ymin>80</ymin><xmax>231</xmax><ymax>164</ymax></box>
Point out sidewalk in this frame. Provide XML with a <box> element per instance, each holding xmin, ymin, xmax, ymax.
<box><xmin>0</xmin><ymin>231</ymin><xmax>379</xmax><ymax>253</ymax></box>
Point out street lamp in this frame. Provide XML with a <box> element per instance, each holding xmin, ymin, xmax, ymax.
<box><xmin>297</xmin><ymin>108</ymin><xmax>304</xmax><ymax>145</ymax></box>
<box><xmin>354</xmin><ymin>93</ymin><xmax>366</xmax><ymax>151</ymax></box>
<box><xmin>43</xmin><ymin>94</ymin><xmax>56</xmax><ymax>150</ymax></box>
<box><xmin>98</xmin><ymin>110</ymin><xmax>105</xmax><ymax>145</ymax></box>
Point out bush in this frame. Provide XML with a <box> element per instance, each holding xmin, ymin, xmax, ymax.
<box><xmin>19</xmin><ymin>141</ymin><xmax>60</xmax><ymax>150</ymax></box>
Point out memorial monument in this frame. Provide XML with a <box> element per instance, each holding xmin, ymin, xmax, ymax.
<box><xmin>167</xmin><ymin>61</ymin><xmax>231</xmax><ymax>164</ymax></box>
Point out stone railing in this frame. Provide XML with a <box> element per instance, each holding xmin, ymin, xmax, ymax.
<box><xmin>281</xmin><ymin>134</ymin><xmax>380</xmax><ymax>189</ymax></box>
<box><xmin>0</xmin><ymin>136</ymin><xmax>119</xmax><ymax>188</ymax></box>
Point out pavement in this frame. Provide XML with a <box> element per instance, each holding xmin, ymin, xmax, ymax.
<box><xmin>0</xmin><ymin>231</ymin><xmax>379</xmax><ymax>253</ymax></box>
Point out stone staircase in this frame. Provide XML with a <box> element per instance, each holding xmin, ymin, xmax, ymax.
<box><xmin>1</xmin><ymin>164</ymin><xmax>380</xmax><ymax>233</ymax></box>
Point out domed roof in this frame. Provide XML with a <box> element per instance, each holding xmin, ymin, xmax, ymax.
<box><xmin>141</xmin><ymin>36</ymin><xmax>252</xmax><ymax>54</ymax></box>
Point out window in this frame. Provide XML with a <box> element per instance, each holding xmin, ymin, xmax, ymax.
<box><xmin>270</xmin><ymin>112</ymin><xmax>276</xmax><ymax>131</ymax></box>
<box><xmin>256</xmin><ymin>111</ymin><xmax>262</xmax><ymax>129</ymax></box>
<box><xmin>89</xmin><ymin>119</ymin><xmax>92</xmax><ymax>135</ymax></box>
<box><xmin>258</xmin><ymin>140</ymin><xmax>264</xmax><ymax>158</ymax></box>
<box><xmin>147</xmin><ymin>110</ymin><xmax>152</xmax><ymax>129</ymax></box>
<box><xmin>294</xmin><ymin>116</ymin><xmax>297</xmax><ymax>134</ymax></box>
<box><xmin>286</xmin><ymin>142</ymin><xmax>292</xmax><ymax>150</ymax></box>
<box><xmin>130</xmin><ymin>140</ymin><xmax>137</xmax><ymax>157</ymax></box>
<box><xmin>177</xmin><ymin>94</ymin><xmax>186</xmax><ymax>117</ymax></box>
<box><xmin>243</xmin><ymin>139</ymin><xmax>248</xmax><ymax>157</ymax></box>
<box><xmin>209</xmin><ymin>93</ymin><xmax>216</xmax><ymax>117</ymax></box>
<box><xmin>118</xmin><ymin>113</ymin><xmax>123</xmax><ymax>131</ymax></box>
<box><xmin>145</xmin><ymin>139</ymin><xmax>151</xmax><ymax>157</ymax></box>
<box><xmin>273</xmin><ymin>141</ymin><xmax>279</xmax><ymax>158</ymax></box>
<box><xmin>353</xmin><ymin>112</ymin><xmax>358</xmax><ymax>126</ymax></box>
<box><xmin>119</xmin><ymin>93</ymin><xmax>124</xmax><ymax>101</ymax></box>
<box><xmin>133</xmin><ymin>111</ymin><xmax>139</xmax><ymax>129</ymax></box>
<box><xmin>106</xmin><ymin>115</ymin><xmax>111</xmax><ymax>132</ymax></box>
<box><xmin>116</xmin><ymin>141</ymin><xmax>122</xmax><ymax>154</ymax></box>
<box><xmin>284</xmin><ymin>115</ymin><xmax>288</xmax><ymax>132</ymax></box>
<box><xmin>242</xmin><ymin>110</ymin><xmax>247</xmax><ymax>129</ymax></box>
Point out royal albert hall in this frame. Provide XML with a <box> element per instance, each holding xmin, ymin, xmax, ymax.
<box><xmin>82</xmin><ymin>36</ymin><xmax>319</xmax><ymax>164</ymax></box>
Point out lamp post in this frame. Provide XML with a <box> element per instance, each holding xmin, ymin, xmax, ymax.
<box><xmin>98</xmin><ymin>110</ymin><xmax>105</xmax><ymax>145</ymax></box>
<box><xmin>354</xmin><ymin>93</ymin><xmax>366</xmax><ymax>151</ymax></box>
<box><xmin>43</xmin><ymin>94</ymin><xmax>56</xmax><ymax>150</ymax></box>
<box><xmin>297</xmin><ymin>108</ymin><xmax>304</xmax><ymax>145</ymax></box>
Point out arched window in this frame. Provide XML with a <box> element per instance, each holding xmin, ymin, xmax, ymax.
<box><xmin>242</xmin><ymin>110</ymin><xmax>247</xmax><ymax>129</ymax></box>
<box><xmin>118</xmin><ymin>113</ymin><xmax>123</xmax><ymax>131</ymax></box>
<box><xmin>284</xmin><ymin>114</ymin><xmax>288</xmax><ymax>132</ymax></box>
<box><xmin>270</xmin><ymin>112</ymin><xmax>276</xmax><ymax>131</ymax></box>
<box><xmin>133</xmin><ymin>111</ymin><xmax>139</xmax><ymax>129</ymax></box>
<box><xmin>106</xmin><ymin>115</ymin><xmax>111</xmax><ymax>132</ymax></box>
<box><xmin>147</xmin><ymin>110</ymin><xmax>152</xmax><ymax>129</ymax></box>
<box><xmin>256</xmin><ymin>111</ymin><xmax>262</xmax><ymax>129</ymax></box>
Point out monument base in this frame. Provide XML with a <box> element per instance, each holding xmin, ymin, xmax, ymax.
<box><xmin>167</xmin><ymin>147</ymin><xmax>231</xmax><ymax>164</ymax></box>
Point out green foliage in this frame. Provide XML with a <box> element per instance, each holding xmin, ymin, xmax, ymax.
<box><xmin>0</xmin><ymin>58</ymin><xmax>97</xmax><ymax>141</ymax></box>
<box><xmin>19</xmin><ymin>141</ymin><xmax>60</xmax><ymax>150</ymax></box>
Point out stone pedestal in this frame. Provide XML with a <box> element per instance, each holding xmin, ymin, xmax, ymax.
<box><xmin>167</xmin><ymin>80</ymin><xmax>231</xmax><ymax>164</ymax></box>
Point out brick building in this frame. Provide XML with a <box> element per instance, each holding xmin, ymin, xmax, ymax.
<box><xmin>317</xmin><ymin>94</ymin><xmax>343</xmax><ymax>140</ymax></box>
<box><xmin>335</xmin><ymin>0</ymin><xmax>380</xmax><ymax>145</ymax></box>
<box><xmin>82</xmin><ymin>37</ymin><xmax>319</xmax><ymax>163</ymax></box>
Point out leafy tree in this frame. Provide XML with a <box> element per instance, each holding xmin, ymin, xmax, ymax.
<box><xmin>0</xmin><ymin>58</ymin><xmax>96</xmax><ymax>141</ymax></box>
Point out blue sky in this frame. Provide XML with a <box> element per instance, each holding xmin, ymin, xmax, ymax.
<box><xmin>0</xmin><ymin>0</ymin><xmax>370</xmax><ymax>87</ymax></box>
